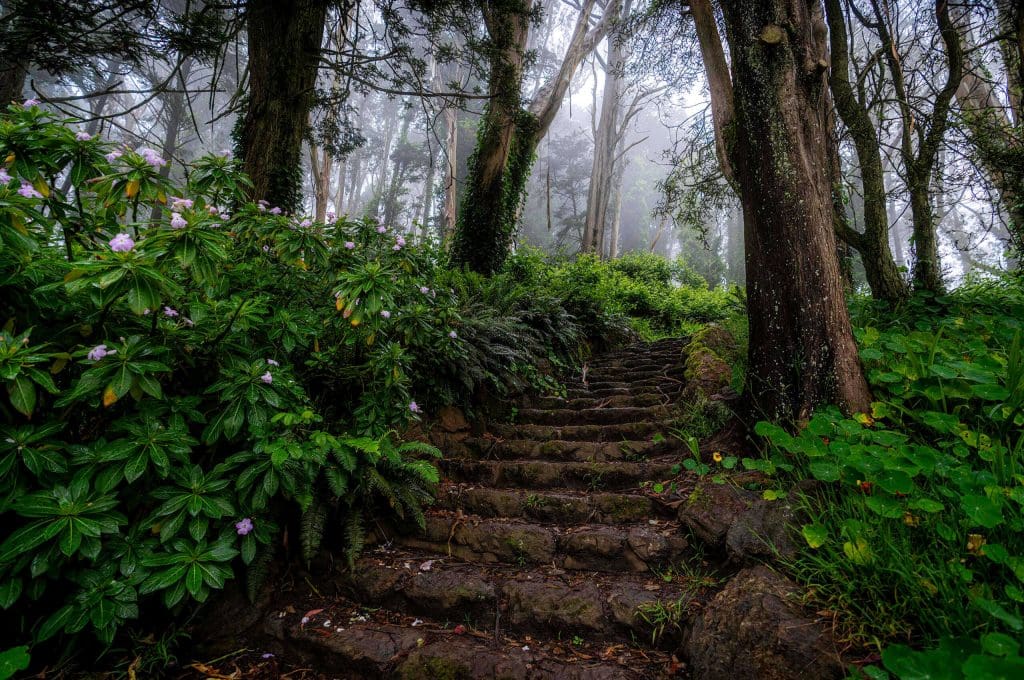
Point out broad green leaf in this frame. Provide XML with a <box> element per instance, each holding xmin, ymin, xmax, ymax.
<box><xmin>801</xmin><ymin>523</ymin><xmax>827</xmax><ymax>548</ymax></box>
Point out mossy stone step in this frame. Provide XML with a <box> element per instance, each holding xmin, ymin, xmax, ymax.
<box><xmin>334</xmin><ymin>552</ymin><xmax>698</xmax><ymax>649</ymax></box>
<box><xmin>514</xmin><ymin>405</ymin><xmax>674</xmax><ymax>427</ymax></box>
<box><xmin>490</xmin><ymin>421</ymin><xmax>665</xmax><ymax>442</ymax></box>
<box><xmin>435</xmin><ymin>486</ymin><xmax>661</xmax><ymax>524</ymax></box>
<box><xmin>583</xmin><ymin>365</ymin><xmax>686</xmax><ymax>382</ymax></box>
<box><xmin>565</xmin><ymin>385</ymin><xmax>684</xmax><ymax>399</ymax></box>
<box><xmin>390</xmin><ymin>513</ymin><xmax>690</xmax><ymax>573</ymax></box>
<box><xmin>264</xmin><ymin>614</ymin><xmax>659</xmax><ymax>679</ymax></box>
<box><xmin>534</xmin><ymin>393</ymin><xmax>666</xmax><ymax>410</ymax></box>
<box><xmin>446</xmin><ymin>437</ymin><xmax>665</xmax><ymax>462</ymax></box>
<box><xmin>440</xmin><ymin>458</ymin><xmax>679</xmax><ymax>491</ymax></box>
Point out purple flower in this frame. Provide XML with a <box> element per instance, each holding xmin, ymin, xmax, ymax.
<box><xmin>376</xmin><ymin>225</ymin><xmax>387</xmax><ymax>234</ymax></box>
<box><xmin>87</xmin><ymin>344</ymin><xmax>116</xmax><ymax>361</ymax></box>
<box><xmin>419</xmin><ymin>286</ymin><xmax>430</xmax><ymax>295</ymax></box>
<box><xmin>262</xmin><ymin>244</ymin><xmax>270</xmax><ymax>252</ymax></box>
<box><xmin>109</xmin><ymin>233</ymin><xmax>135</xmax><ymax>252</ymax></box>
<box><xmin>170</xmin><ymin>196</ymin><xmax>193</xmax><ymax>211</ymax></box>
<box><xmin>300</xmin><ymin>219</ymin><xmax>312</xmax><ymax>227</ymax></box>
<box><xmin>449</xmin><ymin>330</ymin><xmax>458</xmax><ymax>339</ymax></box>
<box><xmin>269</xmin><ymin>207</ymin><xmax>282</xmax><ymax>215</ymax></box>
<box><xmin>266</xmin><ymin>358</ymin><xmax>279</xmax><ymax>366</ymax></box>
<box><xmin>380</xmin><ymin>310</ymin><xmax>391</xmax><ymax>319</ymax></box>
<box><xmin>344</xmin><ymin>241</ymin><xmax>355</xmax><ymax>250</ymax></box>
<box><xmin>260</xmin><ymin>371</ymin><xmax>273</xmax><ymax>384</ymax></box>
<box><xmin>326</xmin><ymin>211</ymin><xmax>336</xmax><ymax>221</ymax></box>
<box><xmin>261</xmin><ymin>653</ymin><xmax>274</xmax><ymax>659</ymax></box>
<box><xmin>258</xmin><ymin>199</ymin><xmax>269</xmax><ymax>206</ymax></box>
<box><xmin>142</xmin><ymin>308</ymin><xmax>151</xmax><ymax>315</ymax></box>
<box><xmin>0</xmin><ymin>168</ymin><xmax>11</xmax><ymax>184</ymax></box>
<box><xmin>170</xmin><ymin>212</ymin><xmax>187</xmax><ymax>229</ymax></box>
<box><xmin>75</xmin><ymin>131</ymin><xmax>91</xmax><ymax>141</ymax></box>
<box><xmin>163</xmin><ymin>306</ymin><xmax>179</xmax><ymax>317</ymax></box>
<box><xmin>136</xmin><ymin>146</ymin><xmax>167</xmax><ymax>168</ymax></box>
<box><xmin>235</xmin><ymin>518</ymin><xmax>254</xmax><ymax>535</ymax></box>
<box><xmin>409</xmin><ymin>401</ymin><xmax>422</xmax><ymax>414</ymax></box>
<box><xmin>396</xmin><ymin>236</ymin><xmax>406</xmax><ymax>247</ymax></box>
<box><xmin>105</xmin><ymin>150</ymin><xmax>122</xmax><ymax>163</ymax></box>
<box><xmin>220</xmin><ymin>149</ymin><xmax>233</xmax><ymax>159</ymax></box>
<box><xmin>22</xmin><ymin>98</ymin><xmax>40</xmax><ymax>107</ymax></box>
<box><xmin>220</xmin><ymin>213</ymin><xmax>230</xmax><ymax>220</ymax></box>
<box><xmin>183</xmin><ymin>317</ymin><xmax>194</xmax><ymax>327</ymax></box>
<box><xmin>257</xmin><ymin>204</ymin><xmax>266</xmax><ymax>212</ymax></box>
<box><xmin>392</xmin><ymin>244</ymin><xmax>401</xmax><ymax>251</ymax></box>
<box><xmin>17</xmin><ymin>181</ymin><xmax>42</xmax><ymax>199</ymax></box>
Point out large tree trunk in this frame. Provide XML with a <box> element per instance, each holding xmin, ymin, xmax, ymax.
<box><xmin>450</xmin><ymin>0</ymin><xmax>617</xmax><ymax>273</ymax></box>
<box><xmin>0</xmin><ymin>59</ymin><xmax>26</xmax><ymax>105</ymax></box>
<box><xmin>717</xmin><ymin>0</ymin><xmax>871</xmax><ymax>421</ymax></box>
<box><xmin>238</xmin><ymin>0</ymin><xmax>329</xmax><ymax>213</ymax></box>
<box><xmin>823</xmin><ymin>0</ymin><xmax>907</xmax><ymax>303</ymax></box>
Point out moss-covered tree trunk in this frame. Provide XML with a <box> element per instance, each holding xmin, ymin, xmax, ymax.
<box><xmin>238</xmin><ymin>0</ymin><xmax>330</xmax><ymax>213</ymax></box>
<box><xmin>449</xmin><ymin>0</ymin><xmax>533</xmax><ymax>274</ymax></box>
<box><xmin>718</xmin><ymin>0</ymin><xmax>871</xmax><ymax>421</ymax></box>
<box><xmin>823</xmin><ymin>0</ymin><xmax>908</xmax><ymax>304</ymax></box>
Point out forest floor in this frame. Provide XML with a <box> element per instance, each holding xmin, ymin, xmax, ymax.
<box><xmin>185</xmin><ymin>334</ymin><xmax>846</xmax><ymax>679</ymax></box>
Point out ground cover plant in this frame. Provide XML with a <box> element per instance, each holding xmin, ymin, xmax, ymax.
<box><xmin>748</xmin><ymin>281</ymin><xmax>1024</xmax><ymax>678</ymax></box>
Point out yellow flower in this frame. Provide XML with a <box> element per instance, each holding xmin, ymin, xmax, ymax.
<box><xmin>712</xmin><ymin>451</ymin><xmax>723</xmax><ymax>463</ymax></box>
<box><xmin>967</xmin><ymin>534</ymin><xmax>986</xmax><ymax>555</ymax></box>
<box><xmin>902</xmin><ymin>512</ymin><xmax>919</xmax><ymax>527</ymax></box>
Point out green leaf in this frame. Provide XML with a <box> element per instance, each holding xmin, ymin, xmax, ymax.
<box><xmin>875</xmin><ymin>470</ymin><xmax>913</xmax><ymax>495</ymax></box>
<box><xmin>0</xmin><ymin>645</ymin><xmax>31</xmax><ymax>679</ymax></box>
<box><xmin>981</xmin><ymin>632</ymin><xmax>1019</xmax><ymax>657</ymax></box>
<box><xmin>0</xmin><ymin>579</ymin><xmax>22</xmax><ymax>609</ymax></box>
<box><xmin>882</xmin><ymin>643</ymin><xmax>960</xmax><ymax>680</ymax></box>
<box><xmin>972</xmin><ymin>597</ymin><xmax>1023</xmax><ymax>631</ymax></box>
<box><xmin>961</xmin><ymin>654</ymin><xmax>1024</xmax><ymax>679</ymax></box>
<box><xmin>962</xmin><ymin>494</ymin><xmax>1004</xmax><ymax>529</ymax></box>
<box><xmin>809</xmin><ymin>460</ymin><xmax>841</xmax><ymax>482</ymax></box>
<box><xmin>866</xmin><ymin>495</ymin><xmax>904</xmax><ymax>519</ymax></box>
<box><xmin>801</xmin><ymin>523</ymin><xmax>827</xmax><ymax>548</ymax></box>
<box><xmin>7</xmin><ymin>376</ymin><xmax>36</xmax><ymax>417</ymax></box>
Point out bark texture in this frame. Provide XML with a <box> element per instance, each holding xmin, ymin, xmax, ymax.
<box><xmin>238</xmin><ymin>0</ymin><xmax>330</xmax><ymax>212</ymax></box>
<box><xmin>717</xmin><ymin>0</ymin><xmax>872</xmax><ymax>421</ymax></box>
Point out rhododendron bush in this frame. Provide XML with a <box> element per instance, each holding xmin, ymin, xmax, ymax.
<box><xmin>0</xmin><ymin>104</ymin><xmax>613</xmax><ymax>648</ymax></box>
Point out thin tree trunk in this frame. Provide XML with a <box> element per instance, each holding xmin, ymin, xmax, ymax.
<box><xmin>442</xmin><ymin>104</ymin><xmax>459</xmax><ymax>241</ymax></box>
<box><xmin>717</xmin><ymin>0</ymin><xmax>871</xmax><ymax>421</ymax></box>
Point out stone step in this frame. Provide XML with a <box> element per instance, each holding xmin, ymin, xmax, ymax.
<box><xmin>387</xmin><ymin>513</ymin><xmax>690</xmax><ymax>573</ymax></box>
<box><xmin>586</xmin><ymin>355</ymin><xmax>683</xmax><ymax>371</ymax></box>
<box><xmin>565</xmin><ymin>385</ymin><xmax>684</xmax><ymax>399</ymax></box>
<box><xmin>490</xmin><ymin>421</ymin><xmax>666</xmax><ymax>442</ymax></box>
<box><xmin>334</xmin><ymin>551</ymin><xmax>702</xmax><ymax>650</ymax></box>
<box><xmin>514</xmin><ymin>406</ymin><xmax>674</xmax><ymax>427</ymax></box>
<box><xmin>263</xmin><ymin>609</ymin><xmax>667</xmax><ymax>679</ymax></box>
<box><xmin>534</xmin><ymin>393</ymin><xmax>667</xmax><ymax>410</ymax></box>
<box><xmin>582</xmin><ymin>366</ymin><xmax>686</xmax><ymax>382</ymax></box>
<box><xmin>441</xmin><ymin>458</ymin><xmax>679</xmax><ymax>491</ymax></box>
<box><xmin>435</xmin><ymin>485</ymin><xmax>664</xmax><ymax>524</ymax></box>
<box><xmin>447</xmin><ymin>437</ymin><xmax>668</xmax><ymax>462</ymax></box>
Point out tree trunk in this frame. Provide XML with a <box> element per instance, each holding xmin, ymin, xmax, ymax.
<box><xmin>717</xmin><ymin>0</ymin><xmax>871</xmax><ymax>421</ymax></box>
<box><xmin>0</xmin><ymin>56</ymin><xmax>26</xmax><ymax>105</ymax></box>
<box><xmin>823</xmin><ymin>0</ymin><xmax>907</xmax><ymax>303</ymax></box>
<box><xmin>442</xmin><ymin>104</ymin><xmax>459</xmax><ymax>242</ymax></box>
<box><xmin>239</xmin><ymin>0</ymin><xmax>329</xmax><ymax>213</ymax></box>
<box><xmin>334</xmin><ymin>157</ymin><xmax>347</xmax><ymax>216</ymax></box>
<box><xmin>451</xmin><ymin>0</ymin><xmax>617</xmax><ymax>273</ymax></box>
<box><xmin>608</xmin><ymin>171</ymin><xmax>623</xmax><ymax>258</ymax></box>
<box><xmin>690</xmin><ymin>0</ymin><xmax>736</xmax><ymax>187</ymax></box>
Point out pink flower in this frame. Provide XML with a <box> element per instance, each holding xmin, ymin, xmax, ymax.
<box><xmin>109</xmin><ymin>233</ymin><xmax>135</xmax><ymax>252</ymax></box>
<box><xmin>163</xmin><ymin>306</ymin><xmax>179</xmax><ymax>317</ymax></box>
<box><xmin>183</xmin><ymin>318</ymin><xmax>194</xmax><ymax>327</ymax></box>
<box><xmin>136</xmin><ymin>146</ymin><xmax>167</xmax><ymax>168</ymax></box>
<box><xmin>0</xmin><ymin>168</ymin><xmax>11</xmax><ymax>184</ymax></box>
<box><xmin>266</xmin><ymin>358</ymin><xmax>279</xmax><ymax>366</ymax></box>
<box><xmin>220</xmin><ymin>213</ymin><xmax>230</xmax><ymax>220</ymax></box>
<box><xmin>235</xmin><ymin>518</ymin><xmax>254</xmax><ymax>535</ymax></box>
<box><xmin>392</xmin><ymin>244</ymin><xmax>401</xmax><ymax>251</ymax></box>
<box><xmin>75</xmin><ymin>131</ymin><xmax>91</xmax><ymax>141</ymax></box>
<box><xmin>376</xmin><ymin>225</ymin><xmax>387</xmax><ymax>234</ymax></box>
<box><xmin>419</xmin><ymin>286</ymin><xmax>430</xmax><ymax>295</ymax></box>
<box><xmin>220</xmin><ymin>149</ymin><xmax>233</xmax><ymax>159</ymax></box>
<box><xmin>449</xmin><ymin>330</ymin><xmax>458</xmax><ymax>339</ymax></box>
<box><xmin>257</xmin><ymin>204</ymin><xmax>266</xmax><ymax>212</ymax></box>
<box><xmin>262</xmin><ymin>244</ymin><xmax>270</xmax><ymax>252</ymax></box>
<box><xmin>409</xmin><ymin>401</ymin><xmax>422</xmax><ymax>414</ymax></box>
<box><xmin>344</xmin><ymin>241</ymin><xmax>355</xmax><ymax>250</ymax></box>
<box><xmin>380</xmin><ymin>310</ymin><xmax>391</xmax><ymax>319</ymax></box>
<box><xmin>105</xmin><ymin>150</ymin><xmax>122</xmax><ymax>163</ymax></box>
<box><xmin>170</xmin><ymin>212</ymin><xmax>187</xmax><ymax>229</ymax></box>
<box><xmin>396</xmin><ymin>236</ymin><xmax>406</xmax><ymax>247</ymax></box>
<box><xmin>258</xmin><ymin>199</ymin><xmax>269</xmax><ymax>206</ymax></box>
<box><xmin>269</xmin><ymin>207</ymin><xmax>282</xmax><ymax>215</ymax></box>
<box><xmin>22</xmin><ymin>98</ymin><xmax>40</xmax><ymax>107</ymax></box>
<box><xmin>17</xmin><ymin>181</ymin><xmax>42</xmax><ymax>199</ymax></box>
<box><xmin>300</xmin><ymin>219</ymin><xmax>311</xmax><ymax>227</ymax></box>
<box><xmin>261</xmin><ymin>371</ymin><xmax>273</xmax><ymax>384</ymax></box>
<box><xmin>87</xmin><ymin>344</ymin><xmax>116</xmax><ymax>361</ymax></box>
<box><xmin>170</xmin><ymin>196</ymin><xmax>193</xmax><ymax>211</ymax></box>
<box><xmin>326</xmin><ymin>211</ymin><xmax>336</xmax><ymax>221</ymax></box>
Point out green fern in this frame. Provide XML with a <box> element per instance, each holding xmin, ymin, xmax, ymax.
<box><xmin>300</xmin><ymin>494</ymin><xmax>329</xmax><ymax>565</ymax></box>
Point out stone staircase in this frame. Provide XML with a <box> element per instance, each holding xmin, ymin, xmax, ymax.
<box><xmin>251</xmin><ymin>336</ymin><xmax>843</xmax><ymax>679</ymax></box>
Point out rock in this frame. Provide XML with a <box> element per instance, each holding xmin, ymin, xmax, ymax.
<box><xmin>681</xmin><ymin>346</ymin><xmax>733</xmax><ymax>402</ymax></box>
<box><xmin>677</xmin><ymin>479</ymin><xmax>757</xmax><ymax>547</ymax></box>
<box><xmin>726</xmin><ymin>497</ymin><xmax>799</xmax><ymax>564</ymax></box>
<box><xmin>438</xmin><ymin>405</ymin><xmax>470</xmax><ymax>433</ymax></box>
<box><xmin>691</xmin><ymin>323</ymin><xmax>739</xmax><ymax>360</ymax></box>
<box><xmin>681</xmin><ymin>566</ymin><xmax>843</xmax><ymax>680</ymax></box>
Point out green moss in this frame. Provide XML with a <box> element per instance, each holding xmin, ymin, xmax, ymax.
<box><xmin>400</xmin><ymin>657</ymin><xmax>472</xmax><ymax>680</ymax></box>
